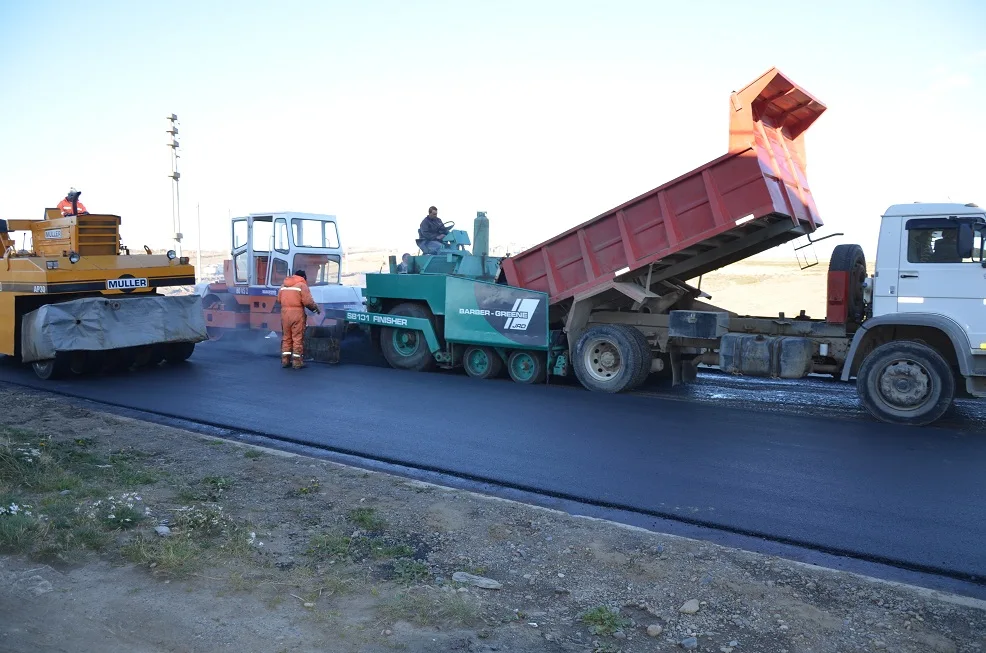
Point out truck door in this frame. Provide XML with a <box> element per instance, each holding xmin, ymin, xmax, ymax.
<box><xmin>247</xmin><ymin>216</ymin><xmax>273</xmax><ymax>287</ymax></box>
<box><xmin>897</xmin><ymin>218</ymin><xmax>986</xmax><ymax>350</ymax></box>
<box><xmin>268</xmin><ymin>217</ymin><xmax>291</xmax><ymax>288</ymax></box>
<box><xmin>230</xmin><ymin>218</ymin><xmax>249</xmax><ymax>286</ymax></box>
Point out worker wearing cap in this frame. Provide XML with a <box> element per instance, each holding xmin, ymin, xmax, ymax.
<box><xmin>417</xmin><ymin>206</ymin><xmax>447</xmax><ymax>255</ymax></box>
<box><xmin>277</xmin><ymin>269</ymin><xmax>321</xmax><ymax>369</ymax></box>
<box><xmin>57</xmin><ymin>188</ymin><xmax>89</xmax><ymax>217</ymax></box>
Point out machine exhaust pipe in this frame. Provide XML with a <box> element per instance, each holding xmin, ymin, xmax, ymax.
<box><xmin>473</xmin><ymin>211</ymin><xmax>490</xmax><ymax>258</ymax></box>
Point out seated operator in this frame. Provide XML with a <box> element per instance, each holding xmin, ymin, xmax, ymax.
<box><xmin>396</xmin><ymin>253</ymin><xmax>411</xmax><ymax>273</ymax></box>
<box><xmin>416</xmin><ymin>206</ymin><xmax>447</xmax><ymax>255</ymax></box>
<box><xmin>57</xmin><ymin>187</ymin><xmax>89</xmax><ymax>217</ymax></box>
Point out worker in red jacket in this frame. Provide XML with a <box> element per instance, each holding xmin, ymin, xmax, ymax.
<box><xmin>277</xmin><ymin>269</ymin><xmax>320</xmax><ymax>368</ymax></box>
<box><xmin>57</xmin><ymin>188</ymin><xmax>89</xmax><ymax>217</ymax></box>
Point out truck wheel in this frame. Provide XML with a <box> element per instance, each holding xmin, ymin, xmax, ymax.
<box><xmin>573</xmin><ymin>324</ymin><xmax>647</xmax><ymax>393</ymax></box>
<box><xmin>857</xmin><ymin>341</ymin><xmax>955</xmax><ymax>426</ymax></box>
<box><xmin>379</xmin><ymin>302</ymin><xmax>437</xmax><ymax>372</ymax></box>
<box><xmin>624</xmin><ymin>326</ymin><xmax>654</xmax><ymax>390</ymax></box>
<box><xmin>165</xmin><ymin>342</ymin><xmax>196</xmax><ymax>364</ymax></box>
<box><xmin>829</xmin><ymin>244</ymin><xmax>868</xmax><ymax>323</ymax></box>
<box><xmin>507</xmin><ymin>350</ymin><xmax>547</xmax><ymax>384</ymax></box>
<box><xmin>463</xmin><ymin>346</ymin><xmax>503</xmax><ymax>380</ymax></box>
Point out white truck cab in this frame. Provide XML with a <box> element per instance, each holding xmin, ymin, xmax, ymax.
<box><xmin>841</xmin><ymin>202</ymin><xmax>986</xmax><ymax>424</ymax></box>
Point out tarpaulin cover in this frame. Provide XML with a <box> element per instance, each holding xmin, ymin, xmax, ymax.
<box><xmin>21</xmin><ymin>294</ymin><xmax>208</xmax><ymax>363</ymax></box>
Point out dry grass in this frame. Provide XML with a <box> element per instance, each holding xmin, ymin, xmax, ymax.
<box><xmin>378</xmin><ymin>586</ymin><xmax>481</xmax><ymax>627</ymax></box>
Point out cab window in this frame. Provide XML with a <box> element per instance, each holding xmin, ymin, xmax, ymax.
<box><xmin>274</xmin><ymin>219</ymin><xmax>290</xmax><ymax>253</ymax></box>
<box><xmin>232</xmin><ymin>220</ymin><xmax>248</xmax><ymax>249</ymax></box>
<box><xmin>270</xmin><ymin>257</ymin><xmax>289</xmax><ymax>285</ymax></box>
<box><xmin>292</xmin><ymin>253</ymin><xmax>341</xmax><ymax>286</ymax></box>
<box><xmin>906</xmin><ymin>224</ymin><xmax>983</xmax><ymax>264</ymax></box>
<box><xmin>292</xmin><ymin>219</ymin><xmax>340</xmax><ymax>249</ymax></box>
<box><xmin>233</xmin><ymin>251</ymin><xmax>248</xmax><ymax>283</ymax></box>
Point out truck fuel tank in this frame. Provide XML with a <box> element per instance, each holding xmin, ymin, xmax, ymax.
<box><xmin>718</xmin><ymin>333</ymin><xmax>813</xmax><ymax>379</ymax></box>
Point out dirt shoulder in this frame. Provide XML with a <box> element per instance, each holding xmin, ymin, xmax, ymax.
<box><xmin>0</xmin><ymin>387</ymin><xmax>983</xmax><ymax>653</ymax></box>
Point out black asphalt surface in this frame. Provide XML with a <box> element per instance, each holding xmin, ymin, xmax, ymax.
<box><xmin>2</xmin><ymin>336</ymin><xmax>985</xmax><ymax>585</ymax></box>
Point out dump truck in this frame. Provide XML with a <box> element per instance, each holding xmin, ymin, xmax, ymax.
<box><xmin>193</xmin><ymin>211</ymin><xmax>364</xmax><ymax>346</ymax></box>
<box><xmin>0</xmin><ymin>207</ymin><xmax>208</xmax><ymax>380</ymax></box>
<box><xmin>314</xmin><ymin>67</ymin><xmax>986</xmax><ymax>427</ymax></box>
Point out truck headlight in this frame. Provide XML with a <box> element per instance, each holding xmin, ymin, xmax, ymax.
<box><xmin>68</xmin><ymin>251</ymin><xmax>81</xmax><ymax>264</ymax></box>
<box><xmin>167</xmin><ymin>250</ymin><xmax>177</xmax><ymax>260</ymax></box>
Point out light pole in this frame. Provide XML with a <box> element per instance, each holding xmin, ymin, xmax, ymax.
<box><xmin>166</xmin><ymin>114</ymin><xmax>182</xmax><ymax>257</ymax></box>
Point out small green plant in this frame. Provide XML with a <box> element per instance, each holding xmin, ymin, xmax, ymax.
<box><xmin>244</xmin><ymin>449</ymin><xmax>263</xmax><ymax>459</ymax></box>
<box><xmin>171</xmin><ymin>504</ymin><xmax>230</xmax><ymax>536</ymax></box>
<box><xmin>392</xmin><ymin>559</ymin><xmax>430</xmax><ymax>584</ymax></box>
<box><xmin>296</xmin><ymin>478</ymin><xmax>320</xmax><ymax>495</ymax></box>
<box><xmin>307</xmin><ymin>533</ymin><xmax>352</xmax><ymax>560</ymax></box>
<box><xmin>0</xmin><ymin>510</ymin><xmax>39</xmax><ymax>554</ymax></box>
<box><xmin>175</xmin><ymin>476</ymin><xmax>231</xmax><ymax>503</ymax></box>
<box><xmin>0</xmin><ymin>436</ymin><xmax>77</xmax><ymax>493</ymax></box>
<box><xmin>109</xmin><ymin>460</ymin><xmax>158</xmax><ymax>488</ymax></box>
<box><xmin>122</xmin><ymin>534</ymin><xmax>205</xmax><ymax>577</ymax></box>
<box><xmin>347</xmin><ymin>507</ymin><xmax>386</xmax><ymax>532</ymax></box>
<box><xmin>83</xmin><ymin>492</ymin><xmax>149</xmax><ymax>529</ymax></box>
<box><xmin>203</xmin><ymin>476</ymin><xmax>232</xmax><ymax>491</ymax></box>
<box><xmin>581</xmin><ymin>606</ymin><xmax>632</xmax><ymax>636</ymax></box>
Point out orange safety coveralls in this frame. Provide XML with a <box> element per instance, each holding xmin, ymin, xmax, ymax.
<box><xmin>277</xmin><ymin>274</ymin><xmax>319</xmax><ymax>367</ymax></box>
<box><xmin>57</xmin><ymin>199</ymin><xmax>88</xmax><ymax>216</ymax></box>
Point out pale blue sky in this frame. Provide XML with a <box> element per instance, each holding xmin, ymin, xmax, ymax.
<box><xmin>1</xmin><ymin>0</ymin><xmax>983</xmax><ymax>262</ymax></box>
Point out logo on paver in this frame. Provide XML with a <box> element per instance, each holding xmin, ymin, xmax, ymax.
<box><xmin>107</xmin><ymin>275</ymin><xmax>148</xmax><ymax>293</ymax></box>
<box><xmin>458</xmin><ymin>299</ymin><xmax>541</xmax><ymax>331</ymax></box>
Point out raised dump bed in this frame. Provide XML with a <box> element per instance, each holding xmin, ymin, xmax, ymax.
<box><xmin>499</xmin><ymin>67</ymin><xmax>827</xmax><ymax>305</ymax></box>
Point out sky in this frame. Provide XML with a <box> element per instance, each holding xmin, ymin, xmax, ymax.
<box><xmin>1</xmin><ymin>0</ymin><xmax>983</xmax><ymax>266</ymax></box>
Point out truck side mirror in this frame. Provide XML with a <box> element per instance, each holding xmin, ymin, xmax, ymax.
<box><xmin>957</xmin><ymin>223</ymin><xmax>974</xmax><ymax>259</ymax></box>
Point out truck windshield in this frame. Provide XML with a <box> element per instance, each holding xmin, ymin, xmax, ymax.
<box><xmin>293</xmin><ymin>253</ymin><xmax>340</xmax><ymax>286</ymax></box>
<box><xmin>292</xmin><ymin>219</ymin><xmax>340</xmax><ymax>249</ymax></box>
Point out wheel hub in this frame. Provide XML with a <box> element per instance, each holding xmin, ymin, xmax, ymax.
<box><xmin>393</xmin><ymin>330</ymin><xmax>418</xmax><ymax>356</ymax></box>
<box><xmin>467</xmin><ymin>349</ymin><xmax>488</xmax><ymax>373</ymax></box>
<box><xmin>878</xmin><ymin>360</ymin><xmax>931</xmax><ymax>408</ymax></box>
<box><xmin>511</xmin><ymin>354</ymin><xmax>533</xmax><ymax>378</ymax></box>
<box><xmin>584</xmin><ymin>339</ymin><xmax>622</xmax><ymax>382</ymax></box>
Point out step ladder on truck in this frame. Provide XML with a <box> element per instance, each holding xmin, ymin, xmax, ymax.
<box><xmin>309</xmin><ymin>68</ymin><xmax>986</xmax><ymax>428</ymax></box>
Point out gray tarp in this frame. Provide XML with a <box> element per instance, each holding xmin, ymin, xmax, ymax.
<box><xmin>21</xmin><ymin>294</ymin><xmax>208</xmax><ymax>363</ymax></box>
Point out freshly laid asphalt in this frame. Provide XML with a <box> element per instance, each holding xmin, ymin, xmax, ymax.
<box><xmin>1</xmin><ymin>335</ymin><xmax>984</xmax><ymax>585</ymax></box>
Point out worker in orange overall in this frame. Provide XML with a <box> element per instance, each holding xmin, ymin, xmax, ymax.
<box><xmin>277</xmin><ymin>269</ymin><xmax>320</xmax><ymax>368</ymax></box>
<box><xmin>57</xmin><ymin>188</ymin><xmax>89</xmax><ymax>216</ymax></box>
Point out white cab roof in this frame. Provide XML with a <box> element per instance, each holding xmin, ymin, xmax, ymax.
<box><xmin>239</xmin><ymin>212</ymin><xmax>338</xmax><ymax>221</ymax></box>
<box><xmin>883</xmin><ymin>203</ymin><xmax>984</xmax><ymax>217</ymax></box>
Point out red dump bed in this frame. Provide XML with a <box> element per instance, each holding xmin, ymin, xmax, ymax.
<box><xmin>500</xmin><ymin>68</ymin><xmax>827</xmax><ymax>304</ymax></box>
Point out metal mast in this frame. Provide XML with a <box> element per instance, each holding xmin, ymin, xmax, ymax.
<box><xmin>166</xmin><ymin>114</ymin><xmax>182</xmax><ymax>257</ymax></box>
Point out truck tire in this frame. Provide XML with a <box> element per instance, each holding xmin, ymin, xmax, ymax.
<box><xmin>506</xmin><ymin>350</ymin><xmax>547</xmax><ymax>384</ymax></box>
<box><xmin>379</xmin><ymin>302</ymin><xmax>437</xmax><ymax>372</ymax></box>
<box><xmin>856</xmin><ymin>341</ymin><xmax>955</xmax><ymax>426</ymax></box>
<box><xmin>829</xmin><ymin>244</ymin><xmax>868</xmax><ymax>323</ymax></box>
<box><xmin>624</xmin><ymin>326</ymin><xmax>655</xmax><ymax>390</ymax></box>
<box><xmin>572</xmin><ymin>324</ymin><xmax>647</xmax><ymax>393</ymax></box>
<box><xmin>165</xmin><ymin>342</ymin><xmax>196</xmax><ymax>364</ymax></box>
<box><xmin>463</xmin><ymin>346</ymin><xmax>503</xmax><ymax>380</ymax></box>
<box><xmin>32</xmin><ymin>354</ymin><xmax>69</xmax><ymax>381</ymax></box>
